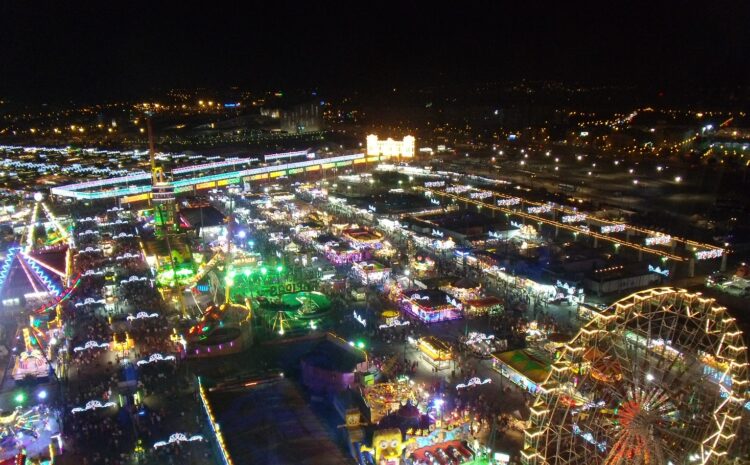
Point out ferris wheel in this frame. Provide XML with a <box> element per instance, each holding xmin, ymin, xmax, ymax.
<box><xmin>523</xmin><ymin>287</ymin><xmax>749</xmax><ymax>465</ymax></box>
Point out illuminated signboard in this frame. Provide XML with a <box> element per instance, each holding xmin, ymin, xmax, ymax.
<box><xmin>561</xmin><ymin>214</ymin><xmax>587</xmax><ymax>223</ymax></box>
<box><xmin>645</xmin><ymin>235</ymin><xmax>671</xmax><ymax>246</ymax></box>
<box><xmin>353</xmin><ymin>311</ymin><xmax>367</xmax><ymax>327</ymax></box>
<box><xmin>470</xmin><ymin>191</ymin><xmax>493</xmax><ymax>199</ymax></box>
<box><xmin>264</xmin><ymin>150</ymin><xmax>309</xmax><ymax>162</ymax></box>
<box><xmin>600</xmin><ymin>224</ymin><xmax>626</xmax><ymax>234</ymax></box>
<box><xmin>648</xmin><ymin>264</ymin><xmax>670</xmax><ymax>277</ymax></box>
<box><xmin>695</xmin><ymin>249</ymin><xmax>723</xmax><ymax>260</ymax></box>
<box><xmin>528</xmin><ymin>204</ymin><xmax>552</xmax><ymax>214</ymax></box>
<box><xmin>497</xmin><ymin>197</ymin><xmax>521</xmax><ymax>206</ymax></box>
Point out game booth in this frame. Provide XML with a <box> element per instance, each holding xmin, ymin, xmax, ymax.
<box><xmin>491</xmin><ymin>349</ymin><xmax>551</xmax><ymax>394</ymax></box>
<box><xmin>400</xmin><ymin>289</ymin><xmax>463</xmax><ymax>323</ymax></box>
<box><xmin>417</xmin><ymin>336</ymin><xmax>453</xmax><ymax>371</ymax></box>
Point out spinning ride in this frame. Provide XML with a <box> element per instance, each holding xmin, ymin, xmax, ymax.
<box><xmin>523</xmin><ymin>288</ymin><xmax>750</xmax><ymax>465</ymax></box>
<box><xmin>256</xmin><ymin>291</ymin><xmax>332</xmax><ymax>335</ymax></box>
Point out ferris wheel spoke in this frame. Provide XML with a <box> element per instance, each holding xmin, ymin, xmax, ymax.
<box><xmin>526</xmin><ymin>288</ymin><xmax>749</xmax><ymax>465</ymax></box>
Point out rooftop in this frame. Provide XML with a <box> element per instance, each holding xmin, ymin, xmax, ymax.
<box><xmin>205</xmin><ymin>376</ymin><xmax>351</xmax><ymax>465</ymax></box>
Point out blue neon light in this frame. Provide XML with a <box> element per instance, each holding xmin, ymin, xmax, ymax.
<box><xmin>0</xmin><ymin>247</ymin><xmax>19</xmax><ymax>293</ymax></box>
<box><xmin>22</xmin><ymin>254</ymin><xmax>61</xmax><ymax>296</ymax></box>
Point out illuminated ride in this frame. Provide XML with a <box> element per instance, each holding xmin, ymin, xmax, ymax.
<box><xmin>0</xmin><ymin>199</ymin><xmax>79</xmax><ymax>318</ymax></box>
<box><xmin>523</xmin><ymin>288</ymin><xmax>750</xmax><ymax>465</ymax></box>
<box><xmin>12</xmin><ymin>328</ymin><xmax>50</xmax><ymax>381</ymax></box>
<box><xmin>256</xmin><ymin>291</ymin><xmax>332</xmax><ymax>336</ymax></box>
<box><xmin>0</xmin><ymin>407</ymin><xmax>45</xmax><ymax>451</ymax></box>
<box><xmin>359</xmin><ymin>428</ymin><xmax>415</xmax><ymax>465</ymax></box>
<box><xmin>186</xmin><ymin>302</ymin><xmax>250</xmax><ymax>348</ymax></box>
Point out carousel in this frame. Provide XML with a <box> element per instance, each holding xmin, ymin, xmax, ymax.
<box><xmin>362</xmin><ymin>381</ymin><xmax>418</xmax><ymax>424</ymax></box>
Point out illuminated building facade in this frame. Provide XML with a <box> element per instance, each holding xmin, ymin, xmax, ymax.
<box><xmin>366</xmin><ymin>135</ymin><xmax>416</xmax><ymax>158</ymax></box>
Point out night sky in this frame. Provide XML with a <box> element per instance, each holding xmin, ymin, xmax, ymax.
<box><xmin>1</xmin><ymin>1</ymin><xmax>748</xmax><ymax>101</ymax></box>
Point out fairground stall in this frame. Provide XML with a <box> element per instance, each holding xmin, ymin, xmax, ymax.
<box><xmin>400</xmin><ymin>289</ymin><xmax>463</xmax><ymax>323</ymax></box>
<box><xmin>440</xmin><ymin>278</ymin><xmax>482</xmax><ymax>302</ymax></box>
<box><xmin>459</xmin><ymin>332</ymin><xmax>504</xmax><ymax>359</ymax></box>
<box><xmin>352</xmin><ymin>261</ymin><xmax>391</xmax><ymax>286</ymax></box>
<box><xmin>417</xmin><ymin>336</ymin><xmax>453</xmax><ymax>371</ymax></box>
<box><xmin>325</xmin><ymin>243</ymin><xmax>369</xmax><ymax>266</ymax></box>
<box><xmin>342</xmin><ymin>227</ymin><xmax>384</xmax><ymax>251</ymax></box>
<box><xmin>406</xmin><ymin>408</ymin><xmax>480</xmax><ymax>464</ymax></box>
<box><xmin>463</xmin><ymin>296</ymin><xmax>503</xmax><ymax>317</ymax></box>
<box><xmin>490</xmin><ymin>349</ymin><xmax>551</xmax><ymax>394</ymax></box>
<box><xmin>378</xmin><ymin>310</ymin><xmax>410</xmax><ymax>330</ymax></box>
<box><xmin>521</xmin><ymin>320</ymin><xmax>555</xmax><ymax>345</ymax></box>
<box><xmin>410</xmin><ymin>255</ymin><xmax>437</xmax><ymax>278</ymax></box>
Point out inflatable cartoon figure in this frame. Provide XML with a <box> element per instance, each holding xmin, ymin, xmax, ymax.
<box><xmin>360</xmin><ymin>428</ymin><xmax>414</xmax><ymax>465</ymax></box>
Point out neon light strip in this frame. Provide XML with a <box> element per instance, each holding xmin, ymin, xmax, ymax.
<box><xmin>0</xmin><ymin>247</ymin><xmax>19</xmax><ymax>293</ymax></box>
<box><xmin>22</xmin><ymin>253</ymin><xmax>66</xmax><ymax>278</ymax></box>
<box><xmin>21</xmin><ymin>254</ymin><xmax>61</xmax><ymax>295</ymax></box>
<box><xmin>25</xmin><ymin>203</ymin><xmax>39</xmax><ymax>252</ymax></box>
<box><xmin>18</xmin><ymin>256</ymin><xmax>43</xmax><ymax>294</ymax></box>
<box><xmin>34</xmin><ymin>276</ymin><xmax>80</xmax><ymax>314</ymax></box>
<box><xmin>198</xmin><ymin>378</ymin><xmax>234</xmax><ymax>465</ymax></box>
<box><xmin>264</xmin><ymin>150</ymin><xmax>309</xmax><ymax>161</ymax></box>
<box><xmin>172</xmin><ymin>158</ymin><xmax>259</xmax><ymax>175</ymax></box>
<box><xmin>41</xmin><ymin>202</ymin><xmax>69</xmax><ymax>242</ymax></box>
<box><xmin>51</xmin><ymin>172</ymin><xmax>152</xmax><ymax>192</ymax></box>
<box><xmin>52</xmin><ymin>153</ymin><xmax>366</xmax><ymax>199</ymax></box>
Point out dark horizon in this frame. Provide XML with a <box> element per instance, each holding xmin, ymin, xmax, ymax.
<box><xmin>1</xmin><ymin>2</ymin><xmax>749</xmax><ymax>103</ymax></box>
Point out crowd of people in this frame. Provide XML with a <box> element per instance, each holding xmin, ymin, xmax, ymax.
<box><xmin>49</xmin><ymin>211</ymin><xmax>204</xmax><ymax>465</ymax></box>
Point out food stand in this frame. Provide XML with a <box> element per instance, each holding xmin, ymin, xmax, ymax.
<box><xmin>491</xmin><ymin>349</ymin><xmax>551</xmax><ymax>394</ymax></box>
<box><xmin>417</xmin><ymin>336</ymin><xmax>453</xmax><ymax>371</ymax></box>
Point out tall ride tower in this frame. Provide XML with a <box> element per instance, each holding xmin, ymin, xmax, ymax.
<box><xmin>147</xmin><ymin>115</ymin><xmax>176</xmax><ymax>239</ymax></box>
